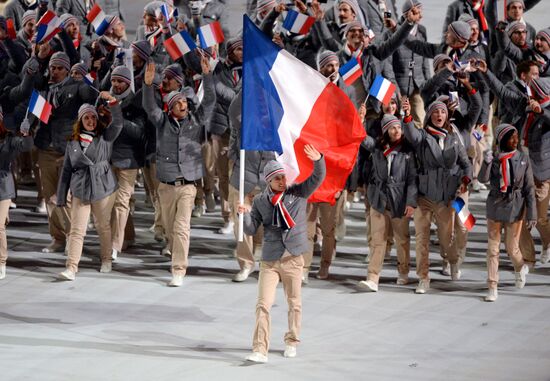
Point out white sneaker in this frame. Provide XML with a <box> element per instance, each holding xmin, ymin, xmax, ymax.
<box><xmin>218</xmin><ymin>221</ymin><xmax>234</xmax><ymax>235</ymax></box>
<box><xmin>192</xmin><ymin>204</ymin><xmax>205</xmax><ymax>218</ymax></box>
<box><xmin>441</xmin><ymin>260</ymin><xmax>451</xmax><ymax>276</ymax></box>
<box><xmin>58</xmin><ymin>269</ymin><xmax>76</xmax><ymax>281</ymax></box>
<box><xmin>335</xmin><ymin>221</ymin><xmax>346</xmax><ymax>241</ymax></box>
<box><xmin>42</xmin><ymin>240</ymin><xmax>65</xmax><ymax>254</ymax></box>
<box><xmin>35</xmin><ymin>199</ymin><xmax>47</xmax><ymax>214</ymax></box>
<box><xmin>100</xmin><ymin>262</ymin><xmax>112</xmax><ymax>273</ymax></box>
<box><xmin>540</xmin><ymin>248</ymin><xmax>550</xmax><ymax>264</ymax></box>
<box><xmin>353</xmin><ymin>192</ymin><xmax>360</xmax><ymax>203</ymax></box>
<box><xmin>451</xmin><ymin>264</ymin><xmax>461</xmax><ymax>281</ymax></box>
<box><xmin>471</xmin><ymin>180</ymin><xmax>482</xmax><ymax>192</ymax></box>
<box><xmin>168</xmin><ymin>274</ymin><xmax>184</xmax><ymax>287</ymax></box>
<box><xmin>232</xmin><ymin>267</ymin><xmax>253</xmax><ymax>282</ymax></box>
<box><xmin>111</xmin><ymin>249</ymin><xmax>119</xmax><ymax>261</ymax></box>
<box><xmin>302</xmin><ymin>269</ymin><xmax>309</xmax><ymax>285</ymax></box>
<box><xmin>0</xmin><ymin>264</ymin><xmax>5</xmax><ymax>280</ymax></box>
<box><xmin>9</xmin><ymin>201</ymin><xmax>16</xmax><ymax>209</ymax></box>
<box><xmin>515</xmin><ymin>264</ymin><xmax>529</xmax><ymax>289</ymax></box>
<box><xmin>415</xmin><ymin>279</ymin><xmax>430</xmax><ymax>294</ymax></box>
<box><xmin>245</xmin><ymin>352</ymin><xmax>268</xmax><ymax>363</ymax></box>
<box><xmin>396</xmin><ymin>274</ymin><xmax>409</xmax><ymax>285</ymax></box>
<box><xmin>479</xmin><ymin>182</ymin><xmax>487</xmax><ymax>190</ymax></box>
<box><xmin>283</xmin><ymin>345</ymin><xmax>297</xmax><ymax>358</ymax></box>
<box><xmin>344</xmin><ymin>201</ymin><xmax>350</xmax><ymax>211</ymax></box>
<box><xmin>485</xmin><ymin>288</ymin><xmax>498</xmax><ymax>302</ymax></box>
<box><xmin>161</xmin><ymin>246</ymin><xmax>172</xmax><ymax>257</ymax></box>
<box><xmin>358</xmin><ymin>279</ymin><xmax>378</xmax><ymax>292</ymax></box>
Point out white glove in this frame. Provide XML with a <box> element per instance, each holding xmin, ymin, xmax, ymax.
<box><xmin>20</xmin><ymin>118</ymin><xmax>31</xmax><ymax>135</ymax></box>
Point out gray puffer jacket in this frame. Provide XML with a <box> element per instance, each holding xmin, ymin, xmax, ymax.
<box><xmin>243</xmin><ymin>157</ymin><xmax>326</xmax><ymax>261</ymax></box>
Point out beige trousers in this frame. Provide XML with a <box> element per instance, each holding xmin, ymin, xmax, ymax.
<box><xmin>253</xmin><ymin>252</ymin><xmax>304</xmax><ymax>355</ymax></box>
<box><xmin>305</xmin><ymin>202</ymin><xmax>337</xmax><ymax>271</ymax></box>
<box><xmin>111</xmin><ymin>167</ymin><xmax>138</xmax><ymax>252</ymax></box>
<box><xmin>519</xmin><ymin>179</ymin><xmax>550</xmax><ymax>265</ymax></box>
<box><xmin>367</xmin><ymin>208</ymin><xmax>411</xmax><ymax>283</ymax></box>
<box><xmin>143</xmin><ymin>162</ymin><xmax>163</xmax><ymax>236</ymax></box>
<box><xmin>487</xmin><ymin>219</ymin><xmax>525</xmax><ymax>289</ymax></box>
<box><xmin>38</xmin><ymin>148</ymin><xmax>71</xmax><ymax>243</ymax></box>
<box><xmin>158</xmin><ymin>182</ymin><xmax>197</xmax><ymax>276</ymax></box>
<box><xmin>0</xmin><ymin>199</ymin><xmax>10</xmax><ymax>265</ymax></box>
<box><xmin>228</xmin><ymin>184</ymin><xmax>262</xmax><ymax>270</ymax></box>
<box><xmin>410</xmin><ymin>90</ymin><xmax>426</xmax><ymax>130</ymax></box>
<box><xmin>414</xmin><ymin>197</ymin><xmax>457</xmax><ymax>280</ymax></box>
<box><xmin>66</xmin><ymin>196</ymin><xmax>113</xmax><ymax>273</ymax></box>
<box><xmin>212</xmin><ymin>132</ymin><xmax>231</xmax><ymax>222</ymax></box>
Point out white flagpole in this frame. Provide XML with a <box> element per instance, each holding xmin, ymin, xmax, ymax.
<box><xmin>238</xmin><ymin>148</ymin><xmax>245</xmax><ymax>242</ymax></box>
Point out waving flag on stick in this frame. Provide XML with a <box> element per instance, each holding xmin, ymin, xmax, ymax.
<box><xmin>282</xmin><ymin>10</ymin><xmax>316</xmax><ymax>35</ymax></box>
<box><xmin>36</xmin><ymin>11</ymin><xmax>63</xmax><ymax>44</ymax></box>
<box><xmin>29</xmin><ymin>90</ymin><xmax>52</xmax><ymax>124</ymax></box>
<box><xmin>339</xmin><ymin>58</ymin><xmax>363</xmax><ymax>86</ymax></box>
<box><xmin>452</xmin><ymin>194</ymin><xmax>476</xmax><ymax>231</ymax></box>
<box><xmin>369</xmin><ymin>74</ymin><xmax>397</xmax><ymax>106</ymax></box>
<box><xmin>198</xmin><ymin>21</ymin><xmax>225</xmax><ymax>48</ymax></box>
<box><xmin>86</xmin><ymin>4</ymin><xmax>110</xmax><ymax>36</ymax></box>
<box><xmin>164</xmin><ymin>30</ymin><xmax>197</xmax><ymax>60</ymax></box>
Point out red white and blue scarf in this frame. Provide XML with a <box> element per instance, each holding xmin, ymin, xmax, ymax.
<box><xmin>270</xmin><ymin>192</ymin><xmax>295</xmax><ymax>231</ymax></box>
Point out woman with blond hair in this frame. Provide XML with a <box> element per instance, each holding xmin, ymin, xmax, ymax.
<box><xmin>56</xmin><ymin>92</ymin><xmax>123</xmax><ymax>281</ymax></box>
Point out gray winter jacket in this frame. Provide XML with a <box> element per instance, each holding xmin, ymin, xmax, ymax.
<box><xmin>142</xmin><ymin>74</ymin><xmax>216</xmax><ymax>183</ymax></box>
<box><xmin>0</xmin><ymin>135</ymin><xmax>33</xmax><ymax>201</ymax></box>
<box><xmin>382</xmin><ymin>19</ymin><xmax>431</xmax><ymax>96</ymax></box>
<box><xmin>111</xmin><ymin>90</ymin><xmax>147</xmax><ymax>169</ymax></box>
<box><xmin>526</xmin><ymin>108</ymin><xmax>550</xmax><ymax>181</ymax></box>
<box><xmin>362</xmin><ymin>125</ymin><xmax>417</xmax><ymax>218</ymax></box>
<box><xmin>404</xmin><ymin>121</ymin><xmax>472</xmax><ymax>204</ymax></box>
<box><xmin>243</xmin><ymin>157</ymin><xmax>326</xmax><ymax>261</ymax></box>
<box><xmin>227</xmin><ymin>92</ymin><xmax>275</xmax><ymax>194</ymax></box>
<box><xmin>209</xmin><ymin>59</ymin><xmax>241</xmax><ymax>136</ymax></box>
<box><xmin>479</xmin><ymin>150</ymin><xmax>536</xmax><ymax>223</ymax></box>
<box><xmin>482</xmin><ymin>70</ymin><xmax>529</xmax><ymax>128</ymax></box>
<box><xmin>57</xmin><ymin>104</ymin><xmax>124</xmax><ymax>205</ymax></box>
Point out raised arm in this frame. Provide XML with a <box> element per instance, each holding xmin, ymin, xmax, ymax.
<box><xmin>291</xmin><ymin>146</ymin><xmax>326</xmax><ymax>199</ymax></box>
<box><xmin>101</xmin><ymin>98</ymin><xmax>124</xmax><ymax>142</ymax></box>
<box><xmin>142</xmin><ymin>61</ymin><xmax>164</xmax><ymax>126</ymax></box>
<box><xmin>371</xmin><ymin>20</ymin><xmax>414</xmax><ymax>61</ymax></box>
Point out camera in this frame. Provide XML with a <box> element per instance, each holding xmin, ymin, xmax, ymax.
<box><xmin>384</xmin><ymin>11</ymin><xmax>392</xmax><ymax>19</ymax></box>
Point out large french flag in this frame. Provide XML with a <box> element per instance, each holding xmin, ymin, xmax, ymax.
<box><xmin>164</xmin><ymin>30</ymin><xmax>197</xmax><ymax>60</ymax></box>
<box><xmin>36</xmin><ymin>11</ymin><xmax>63</xmax><ymax>44</ymax></box>
<box><xmin>241</xmin><ymin>16</ymin><xmax>365</xmax><ymax>204</ymax></box>
<box><xmin>452</xmin><ymin>195</ymin><xmax>476</xmax><ymax>231</ymax></box>
<box><xmin>29</xmin><ymin>90</ymin><xmax>52</xmax><ymax>124</ymax></box>
<box><xmin>369</xmin><ymin>74</ymin><xmax>397</xmax><ymax>106</ymax></box>
<box><xmin>282</xmin><ymin>10</ymin><xmax>316</xmax><ymax>35</ymax></box>
<box><xmin>198</xmin><ymin>21</ymin><xmax>225</xmax><ymax>48</ymax></box>
<box><xmin>86</xmin><ymin>4</ymin><xmax>110</xmax><ymax>36</ymax></box>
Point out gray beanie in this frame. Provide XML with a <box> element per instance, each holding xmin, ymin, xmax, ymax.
<box><xmin>507</xmin><ymin>0</ymin><xmax>525</xmax><ymax>9</ymax></box>
<box><xmin>537</xmin><ymin>28</ymin><xmax>550</xmax><ymax>46</ymax></box>
<box><xmin>49</xmin><ymin>52</ymin><xmax>71</xmax><ymax>71</ymax></box>
<box><xmin>448</xmin><ymin>20</ymin><xmax>472</xmax><ymax>43</ymax></box>
<box><xmin>163</xmin><ymin>63</ymin><xmax>185</xmax><ymax>85</ymax></box>
<box><xmin>458</xmin><ymin>13</ymin><xmax>478</xmax><ymax>28</ymax></box>
<box><xmin>495</xmin><ymin>124</ymin><xmax>517</xmax><ymax>146</ymax></box>
<box><xmin>381</xmin><ymin>114</ymin><xmax>400</xmax><ymax>135</ymax></box>
<box><xmin>507</xmin><ymin>20</ymin><xmax>527</xmax><ymax>37</ymax></box>
<box><xmin>264</xmin><ymin>160</ymin><xmax>285</xmax><ymax>183</ymax></box>
<box><xmin>78</xmin><ymin>104</ymin><xmax>98</xmax><ymax>121</ymax></box>
<box><xmin>433</xmin><ymin>53</ymin><xmax>452</xmax><ymax>70</ymax></box>
<box><xmin>131</xmin><ymin>40</ymin><xmax>152</xmax><ymax>61</ymax></box>
<box><xmin>317</xmin><ymin>50</ymin><xmax>339</xmax><ymax>70</ymax></box>
<box><xmin>402</xmin><ymin>0</ymin><xmax>422</xmax><ymax>15</ymax></box>
<box><xmin>111</xmin><ymin>65</ymin><xmax>132</xmax><ymax>85</ymax></box>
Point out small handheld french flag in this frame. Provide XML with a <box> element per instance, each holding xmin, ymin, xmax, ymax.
<box><xmin>164</xmin><ymin>30</ymin><xmax>197</xmax><ymax>60</ymax></box>
<box><xmin>453</xmin><ymin>57</ymin><xmax>471</xmax><ymax>72</ymax></box>
<box><xmin>452</xmin><ymin>195</ymin><xmax>476</xmax><ymax>231</ymax></box>
<box><xmin>198</xmin><ymin>21</ymin><xmax>225</xmax><ymax>49</ymax></box>
<box><xmin>339</xmin><ymin>58</ymin><xmax>362</xmax><ymax>86</ymax></box>
<box><xmin>86</xmin><ymin>4</ymin><xmax>110</xmax><ymax>36</ymax></box>
<box><xmin>36</xmin><ymin>11</ymin><xmax>63</xmax><ymax>44</ymax></box>
<box><xmin>29</xmin><ymin>90</ymin><xmax>53</xmax><ymax>124</ymax></box>
<box><xmin>369</xmin><ymin>74</ymin><xmax>397</xmax><ymax>106</ymax></box>
<box><xmin>282</xmin><ymin>10</ymin><xmax>316</xmax><ymax>35</ymax></box>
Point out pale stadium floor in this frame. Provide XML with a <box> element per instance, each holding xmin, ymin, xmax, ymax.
<box><xmin>1</xmin><ymin>185</ymin><xmax>550</xmax><ymax>381</ymax></box>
